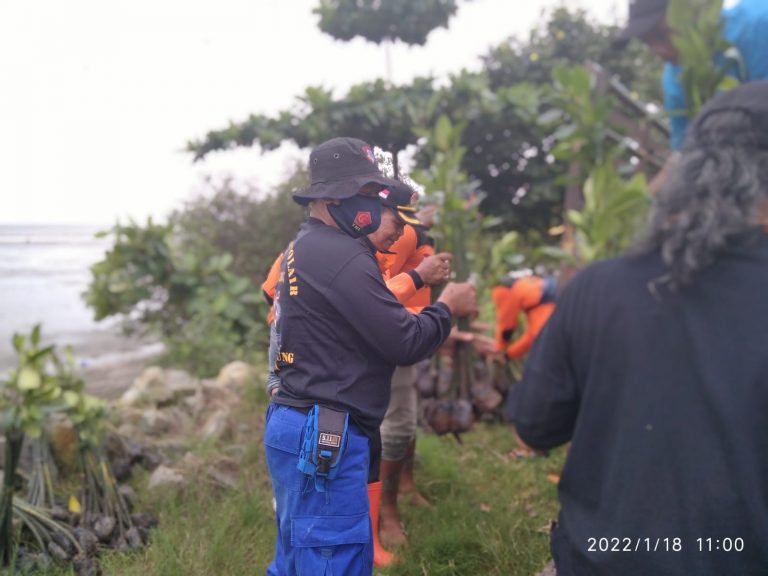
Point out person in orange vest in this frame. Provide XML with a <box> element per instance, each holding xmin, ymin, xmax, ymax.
<box><xmin>492</xmin><ymin>272</ymin><xmax>557</xmax><ymax>360</ymax></box>
<box><xmin>260</xmin><ymin>214</ymin><xmax>448</xmax><ymax>397</ymax></box>
<box><xmin>371</xmin><ymin>185</ymin><xmax>453</xmax><ymax>556</ymax></box>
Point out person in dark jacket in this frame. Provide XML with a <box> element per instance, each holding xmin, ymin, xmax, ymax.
<box><xmin>264</xmin><ymin>137</ymin><xmax>476</xmax><ymax>576</ymax></box>
<box><xmin>509</xmin><ymin>82</ymin><xmax>768</xmax><ymax>576</ymax></box>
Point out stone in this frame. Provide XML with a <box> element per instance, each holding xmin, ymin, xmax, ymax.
<box><xmin>206</xmin><ymin>456</ymin><xmax>241</xmax><ymax>490</ymax></box>
<box><xmin>163</xmin><ymin>370</ymin><xmax>200</xmax><ymax>403</ymax></box>
<box><xmin>115</xmin><ymin>368</ymin><xmax>199</xmax><ymax>410</ymax></box>
<box><xmin>201</xmin><ymin>381</ymin><xmax>240</xmax><ymax>410</ymax></box>
<box><xmin>200</xmin><ymin>408</ymin><xmax>232</xmax><ymax>441</ymax></box>
<box><xmin>139</xmin><ymin>409</ymin><xmax>175</xmax><ymax>436</ymax></box>
<box><xmin>214</xmin><ymin>361</ymin><xmax>259</xmax><ymax>391</ymax></box>
<box><xmin>147</xmin><ymin>465</ymin><xmax>185</xmax><ymax>490</ymax></box>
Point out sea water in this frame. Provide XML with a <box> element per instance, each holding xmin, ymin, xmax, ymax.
<box><xmin>0</xmin><ymin>224</ymin><xmax>154</xmax><ymax>372</ymax></box>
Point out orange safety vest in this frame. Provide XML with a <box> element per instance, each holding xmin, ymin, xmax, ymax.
<box><xmin>492</xmin><ymin>276</ymin><xmax>556</xmax><ymax>360</ymax></box>
<box><xmin>261</xmin><ymin>225</ymin><xmax>434</xmax><ymax>324</ymax></box>
<box><xmin>377</xmin><ymin>225</ymin><xmax>433</xmax><ymax>314</ymax></box>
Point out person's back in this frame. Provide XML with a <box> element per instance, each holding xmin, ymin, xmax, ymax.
<box><xmin>531</xmin><ymin>239</ymin><xmax>768</xmax><ymax>574</ymax></box>
<box><xmin>508</xmin><ymin>81</ymin><xmax>768</xmax><ymax>576</ymax></box>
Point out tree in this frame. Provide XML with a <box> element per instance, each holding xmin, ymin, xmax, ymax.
<box><xmin>187</xmin><ymin>7</ymin><xmax>663</xmax><ymax>238</ymax></box>
<box><xmin>84</xmin><ymin>170</ymin><xmax>307</xmax><ymax>376</ymax></box>
<box><xmin>314</xmin><ymin>0</ymin><xmax>468</xmax><ymax>46</ymax></box>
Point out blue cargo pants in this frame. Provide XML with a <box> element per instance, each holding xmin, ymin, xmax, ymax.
<box><xmin>264</xmin><ymin>403</ymin><xmax>373</xmax><ymax>575</ymax></box>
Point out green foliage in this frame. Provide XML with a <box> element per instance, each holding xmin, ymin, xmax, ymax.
<box><xmin>171</xmin><ymin>172</ymin><xmax>307</xmax><ymax>285</ymax></box>
<box><xmin>85</xmin><ymin>176</ymin><xmax>306</xmax><ymax>377</ymax></box>
<box><xmin>565</xmin><ymin>165</ymin><xmax>648</xmax><ymax>263</ymax></box>
<box><xmin>85</xmin><ymin>219</ymin><xmax>177</xmax><ymax>324</ymax></box>
<box><xmin>1</xmin><ymin>326</ymin><xmax>62</xmax><ymax>439</ymax></box>
<box><xmin>540</xmin><ymin>65</ymin><xmax>650</xmax><ymax>265</ymax></box>
<box><xmin>1</xmin><ymin>327</ymin><xmax>72</xmax><ymax>566</ymax></box>
<box><xmin>314</xmin><ymin>0</ymin><xmax>466</xmax><ymax>46</ymax></box>
<box><xmin>187</xmin><ymin>7</ymin><xmax>663</xmax><ymax>239</ymax></box>
<box><xmin>667</xmin><ymin>0</ymin><xmax>741</xmax><ymax>119</ymax></box>
<box><xmin>186</xmin><ymin>78</ymin><xmax>438</xmax><ymax>172</ymax></box>
<box><xmin>57</xmin><ymin>354</ymin><xmax>107</xmax><ymax>449</ymax></box>
<box><xmin>414</xmin><ymin>115</ymin><xmax>482</xmax><ymax>281</ymax></box>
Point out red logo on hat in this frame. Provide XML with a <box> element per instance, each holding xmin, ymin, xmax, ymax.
<box><xmin>379</xmin><ymin>189</ymin><xmax>390</xmax><ymax>199</ymax></box>
<box><xmin>362</xmin><ymin>146</ymin><xmax>375</xmax><ymax>164</ymax></box>
<box><xmin>353</xmin><ymin>211</ymin><xmax>372</xmax><ymax>229</ymax></box>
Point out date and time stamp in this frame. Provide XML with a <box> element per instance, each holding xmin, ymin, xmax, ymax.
<box><xmin>586</xmin><ymin>537</ymin><xmax>745</xmax><ymax>553</ymax></box>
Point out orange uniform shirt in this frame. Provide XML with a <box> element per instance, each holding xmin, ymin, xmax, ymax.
<box><xmin>376</xmin><ymin>225</ymin><xmax>433</xmax><ymax>314</ymax></box>
<box><xmin>492</xmin><ymin>276</ymin><xmax>555</xmax><ymax>360</ymax></box>
<box><xmin>261</xmin><ymin>225</ymin><xmax>433</xmax><ymax>323</ymax></box>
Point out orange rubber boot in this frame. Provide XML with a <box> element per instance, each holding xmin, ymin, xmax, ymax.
<box><xmin>368</xmin><ymin>481</ymin><xmax>395</xmax><ymax>567</ymax></box>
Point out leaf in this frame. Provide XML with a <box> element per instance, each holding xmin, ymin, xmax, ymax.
<box><xmin>18</xmin><ymin>367</ymin><xmax>42</xmax><ymax>391</ymax></box>
<box><xmin>63</xmin><ymin>391</ymin><xmax>80</xmax><ymax>407</ymax></box>
<box><xmin>68</xmin><ymin>495</ymin><xmax>82</xmax><ymax>514</ymax></box>
<box><xmin>434</xmin><ymin>115</ymin><xmax>453</xmax><ymax>152</ymax></box>
<box><xmin>537</xmin><ymin>108</ymin><xmax>564</xmax><ymax>125</ymax></box>
<box><xmin>30</xmin><ymin>324</ymin><xmax>41</xmax><ymax>346</ymax></box>
<box><xmin>12</xmin><ymin>334</ymin><xmax>24</xmax><ymax>353</ymax></box>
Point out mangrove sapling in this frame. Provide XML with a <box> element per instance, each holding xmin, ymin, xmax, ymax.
<box><xmin>415</xmin><ymin>116</ymin><xmax>488</xmax><ymax>436</ymax></box>
<box><xmin>26</xmin><ymin>435</ymin><xmax>59</xmax><ymax>510</ymax></box>
<box><xmin>0</xmin><ymin>325</ymin><xmax>64</xmax><ymax>567</ymax></box>
<box><xmin>12</xmin><ymin>497</ymin><xmax>82</xmax><ymax>563</ymax></box>
<box><xmin>61</xmin><ymin>371</ymin><xmax>139</xmax><ymax>549</ymax></box>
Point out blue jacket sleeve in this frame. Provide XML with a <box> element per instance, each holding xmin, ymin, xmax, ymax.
<box><xmin>662</xmin><ymin>63</ymin><xmax>689</xmax><ymax>151</ymax></box>
<box><xmin>325</xmin><ymin>252</ymin><xmax>452</xmax><ymax>366</ymax></box>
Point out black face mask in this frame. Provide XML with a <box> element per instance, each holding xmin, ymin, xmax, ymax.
<box><xmin>327</xmin><ymin>195</ymin><xmax>382</xmax><ymax>238</ymax></box>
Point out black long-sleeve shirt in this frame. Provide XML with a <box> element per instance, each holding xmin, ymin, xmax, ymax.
<box><xmin>273</xmin><ymin>218</ymin><xmax>452</xmax><ymax>439</ymax></box>
<box><xmin>507</xmin><ymin>232</ymin><xmax>768</xmax><ymax>576</ymax></box>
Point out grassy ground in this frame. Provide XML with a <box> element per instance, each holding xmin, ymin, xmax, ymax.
<box><xmin>45</xmin><ymin>387</ymin><xmax>565</xmax><ymax>576</ymax></box>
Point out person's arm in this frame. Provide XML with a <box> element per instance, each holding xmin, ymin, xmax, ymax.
<box><xmin>384</xmin><ymin>252</ymin><xmax>452</xmax><ymax>304</ymax></box>
<box><xmin>662</xmin><ymin>63</ymin><xmax>689</xmax><ymax>152</ymax></box>
<box><xmin>505</xmin><ymin>287</ymin><xmax>580</xmax><ymax>451</ymax></box>
<box><xmin>326</xmin><ymin>253</ymin><xmax>474</xmax><ymax>366</ymax></box>
<box><xmin>261</xmin><ymin>253</ymin><xmax>284</xmax><ymax>305</ymax></box>
<box><xmin>385</xmin><ymin>272</ymin><xmax>419</xmax><ymax>304</ymax></box>
<box><xmin>505</xmin><ymin>328</ymin><xmax>535</xmax><ymax>360</ymax></box>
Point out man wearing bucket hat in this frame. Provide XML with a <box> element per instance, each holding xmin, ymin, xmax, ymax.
<box><xmin>616</xmin><ymin>0</ymin><xmax>768</xmax><ymax>151</ymax></box>
<box><xmin>264</xmin><ymin>137</ymin><xmax>477</xmax><ymax>576</ymax></box>
<box><xmin>508</xmin><ymin>81</ymin><xmax>768</xmax><ymax>575</ymax></box>
<box><xmin>259</xmin><ymin>184</ymin><xmax>449</xmax><ymax>400</ymax></box>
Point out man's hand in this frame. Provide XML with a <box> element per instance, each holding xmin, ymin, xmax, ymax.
<box><xmin>414</xmin><ymin>252</ymin><xmax>452</xmax><ymax>286</ymax></box>
<box><xmin>443</xmin><ymin>327</ymin><xmax>502</xmax><ymax>359</ymax></box>
<box><xmin>438</xmin><ymin>282</ymin><xmax>477</xmax><ymax>318</ymax></box>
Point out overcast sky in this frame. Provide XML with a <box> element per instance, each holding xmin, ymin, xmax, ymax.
<box><xmin>1</xmin><ymin>0</ymin><xmax>627</xmax><ymax>225</ymax></box>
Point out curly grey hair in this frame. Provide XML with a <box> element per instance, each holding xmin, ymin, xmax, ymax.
<box><xmin>635</xmin><ymin>109</ymin><xmax>768</xmax><ymax>291</ymax></box>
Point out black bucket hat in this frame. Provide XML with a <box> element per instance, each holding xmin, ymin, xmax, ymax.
<box><xmin>687</xmin><ymin>80</ymin><xmax>768</xmax><ymax>150</ymax></box>
<box><xmin>378</xmin><ymin>182</ymin><xmax>422</xmax><ymax>226</ymax></box>
<box><xmin>614</xmin><ymin>0</ymin><xmax>668</xmax><ymax>48</ymax></box>
<box><xmin>293</xmin><ymin>137</ymin><xmax>402</xmax><ymax>205</ymax></box>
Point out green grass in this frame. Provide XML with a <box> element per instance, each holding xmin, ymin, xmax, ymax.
<box><xmin>39</xmin><ymin>391</ymin><xmax>565</xmax><ymax>576</ymax></box>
